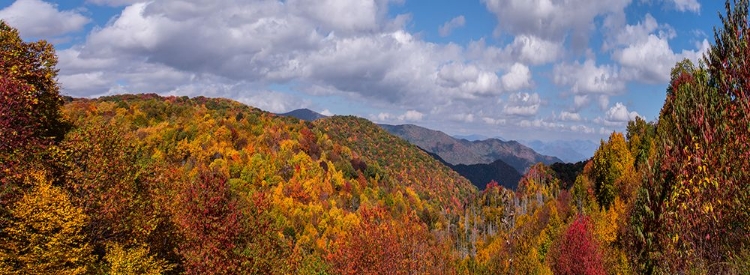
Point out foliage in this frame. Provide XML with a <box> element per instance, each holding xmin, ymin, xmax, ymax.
<box><xmin>591</xmin><ymin>132</ymin><xmax>635</xmax><ymax>210</ymax></box>
<box><xmin>549</xmin><ymin>215</ymin><xmax>605</xmax><ymax>275</ymax></box>
<box><xmin>104</xmin><ymin>243</ymin><xmax>174</xmax><ymax>275</ymax></box>
<box><xmin>2</xmin><ymin>7</ymin><xmax>750</xmax><ymax>273</ymax></box>
<box><xmin>174</xmin><ymin>170</ymin><xmax>243</xmax><ymax>275</ymax></box>
<box><xmin>0</xmin><ymin>171</ymin><xmax>92</xmax><ymax>275</ymax></box>
<box><xmin>0</xmin><ymin>20</ymin><xmax>64</xmax><ymax>145</ymax></box>
<box><xmin>628</xmin><ymin>1</ymin><xmax>750</xmax><ymax>272</ymax></box>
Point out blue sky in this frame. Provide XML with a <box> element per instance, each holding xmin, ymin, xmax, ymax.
<box><xmin>0</xmin><ymin>0</ymin><xmax>725</xmax><ymax>142</ymax></box>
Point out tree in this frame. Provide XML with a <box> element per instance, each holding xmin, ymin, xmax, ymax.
<box><xmin>174</xmin><ymin>170</ymin><xmax>243</xmax><ymax>275</ymax></box>
<box><xmin>0</xmin><ymin>171</ymin><xmax>92</xmax><ymax>275</ymax></box>
<box><xmin>0</xmin><ymin>20</ymin><xmax>66</xmax><ymax>236</ymax></box>
<box><xmin>628</xmin><ymin>1</ymin><xmax>750</xmax><ymax>271</ymax></box>
<box><xmin>591</xmin><ymin>132</ymin><xmax>634</xmax><ymax>210</ymax></box>
<box><xmin>104</xmin><ymin>243</ymin><xmax>174</xmax><ymax>275</ymax></box>
<box><xmin>549</xmin><ymin>215</ymin><xmax>605</xmax><ymax>275</ymax></box>
<box><xmin>0</xmin><ymin>20</ymin><xmax>64</xmax><ymax>145</ymax></box>
<box><xmin>326</xmin><ymin>206</ymin><xmax>437</xmax><ymax>275</ymax></box>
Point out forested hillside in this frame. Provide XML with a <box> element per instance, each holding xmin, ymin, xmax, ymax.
<box><xmin>1</xmin><ymin>0</ymin><xmax>750</xmax><ymax>274</ymax></box>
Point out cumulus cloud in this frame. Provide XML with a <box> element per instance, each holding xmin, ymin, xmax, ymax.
<box><xmin>559</xmin><ymin>111</ymin><xmax>582</xmax><ymax>121</ymax></box>
<box><xmin>508</xmin><ymin>34</ymin><xmax>563</xmax><ymax>65</ymax></box>
<box><xmin>482</xmin><ymin>117</ymin><xmax>506</xmax><ymax>125</ymax></box>
<box><xmin>86</xmin><ymin>0</ymin><xmax>145</xmax><ymax>6</ymax></box>
<box><xmin>501</xmin><ymin>63</ymin><xmax>533</xmax><ymax>91</ymax></box>
<box><xmin>0</xmin><ymin>0</ymin><xmax>90</xmax><ymax>38</ymax></box>
<box><xmin>438</xmin><ymin>15</ymin><xmax>465</xmax><ymax>37</ymax></box>
<box><xmin>605</xmin><ymin>102</ymin><xmax>640</xmax><ymax>122</ymax></box>
<box><xmin>482</xmin><ymin>0</ymin><xmax>630</xmax><ymax>51</ymax></box>
<box><xmin>437</xmin><ymin>62</ymin><xmax>502</xmax><ymax>96</ymax></box>
<box><xmin>553</xmin><ymin>59</ymin><xmax>625</xmax><ymax>95</ymax></box>
<box><xmin>504</xmin><ymin>92</ymin><xmax>541</xmax><ymax>116</ymax></box>
<box><xmin>370</xmin><ymin>110</ymin><xmax>424</xmax><ymax>123</ymax></box>
<box><xmin>400</xmin><ymin>110</ymin><xmax>424</xmax><ymax>121</ymax></box>
<box><xmin>320</xmin><ymin>109</ymin><xmax>334</xmax><ymax>116</ymax></box>
<box><xmin>518</xmin><ymin>118</ymin><xmax>564</xmax><ymax>130</ymax></box>
<box><xmin>609</xmin><ymin>14</ymin><xmax>709</xmax><ymax>83</ymax></box>
<box><xmin>671</xmin><ymin>0</ymin><xmax>700</xmax><ymax>13</ymax></box>
<box><xmin>60</xmin><ymin>0</ymin><xmax>543</xmax><ymax>120</ymax></box>
<box><xmin>571</xmin><ymin>124</ymin><xmax>595</xmax><ymax>134</ymax></box>
<box><xmin>236</xmin><ymin>90</ymin><xmax>312</xmax><ymax>114</ymax></box>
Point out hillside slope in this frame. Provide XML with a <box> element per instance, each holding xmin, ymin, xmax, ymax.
<box><xmin>316</xmin><ymin>116</ymin><xmax>477</xmax><ymax>209</ymax></box>
<box><xmin>3</xmin><ymin>93</ymin><xmax>479</xmax><ymax>274</ymax></box>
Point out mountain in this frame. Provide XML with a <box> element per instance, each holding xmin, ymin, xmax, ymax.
<box><xmin>379</xmin><ymin>124</ymin><xmax>562</xmax><ymax>173</ymax></box>
<box><xmin>278</xmin><ymin>108</ymin><xmax>327</xmax><ymax>121</ymax></box>
<box><xmin>452</xmin><ymin>159</ymin><xmax>523</xmax><ymax>190</ymax></box>
<box><xmin>521</xmin><ymin>139</ymin><xmax>598</xmax><ymax>163</ymax></box>
<box><xmin>419</xmin><ymin>149</ymin><xmax>522</xmax><ymax>190</ymax></box>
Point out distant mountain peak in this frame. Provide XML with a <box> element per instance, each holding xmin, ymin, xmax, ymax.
<box><xmin>278</xmin><ymin>108</ymin><xmax>327</xmax><ymax>121</ymax></box>
<box><xmin>379</xmin><ymin>123</ymin><xmax>562</xmax><ymax>174</ymax></box>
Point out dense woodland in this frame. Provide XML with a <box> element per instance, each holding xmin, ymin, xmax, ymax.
<box><xmin>1</xmin><ymin>1</ymin><xmax>749</xmax><ymax>274</ymax></box>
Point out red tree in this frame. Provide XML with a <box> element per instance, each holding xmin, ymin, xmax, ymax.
<box><xmin>550</xmin><ymin>215</ymin><xmax>605</xmax><ymax>275</ymax></box>
<box><xmin>174</xmin><ymin>170</ymin><xmax>242</xmax><ymax>275</ymax></box>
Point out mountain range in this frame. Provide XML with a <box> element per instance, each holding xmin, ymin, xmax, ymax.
<box><xmin>378</xmin><ymin>124</ymin><xmax>562</xmax><ymax>173</ymax></box>
<box><xmin>520</xmin><ymin>139</ymin><xmax>598</xmax><ymax>163</ymax></box>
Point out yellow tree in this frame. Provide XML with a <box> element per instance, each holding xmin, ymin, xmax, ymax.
<box><xmin>591</xmin><ymin>132</ymin><xmax>635</xmax><ymax>210</ymax></box>
<box><xmin>0</xmin><ymin>171</ymin><xmax>92</xmax><ymax>275</ymax></box>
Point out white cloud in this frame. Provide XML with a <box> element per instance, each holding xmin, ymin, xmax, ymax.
<box><xmin>553</xmin><ymin>59</ymin><xmax>625</xmax><ymax>95</ymax></box>
<box><xmin>604</xmin><ymin>13</ymin><xmax>674</xmax><ymax>50</ymax></box>
<box><xmin>375</xmin><ymin>112</ymin><xmax>394</xmax><ymax>122</ymax></box>
<box><xmin>571</xmin><ymin>124</ymin><xmax>595</xmax><ymax>134</ymax></box>
<box><xmin>508</xmin><ymin>34</ymin><xmax>563</xmax><ymax>65</ymax></box>
<box><xmin>614</xmin><ymin>35</ymin><xmax>709</xmax><ymax>83</ymax></box>
<box><xmin>370</xmin><ymin>110</ymin><xmax>424</xmax><ymax>123</ymax></box>
<box><xmin>605</xmin><ymin>102</ymin><xmax>640</xmax><ymax>122</ymax></box>
<box><xmin>437</xmin><ymin>62</ymin><xmax>501</xmax><ymax>96</ymax></box>
<box><xmin>238</xmin><ymin>90</ymin><xmax>312</xmax><ymax>114</ymax></box>
<box><xmin>482</xmin><ymin>117</ymin><xmax>506</xmax><ymax>125</ymax></box>
<box><xmin>671</xmin><ymin>0</ymin><xmax>700</xmax><ymax>13</ymax></box>
<box><xmin>482</xmin><ymin>0</ymin><xmax>630</xmax><ymax>51</ymax></box>
<box><xmin>86</xmin><ymin>0</ymin><xmax>145</xmax><ymax>6</ymax></box>
<box><xmin>400</xmin><ymin>110</ymin><xmax>424</xmax><ymax>121</ymax></box>
<box><xmin>518</xmin><ymin>118</ymin><xmax>564</xmax><ymax>130</ymax></box>
<box><xmin>0</xmin><ymin>0</ymin><xmax>90</xmax><ymax>38</ymax></box>
<box><xmin>559</xmin><ymin>111</ymin><xmax>582</xmax><ymax>121</ymax></box>
<box><xmin>320</xmin><ymin>109</ymin><xmax>333</xmax><ymax>116</ymax></box>
<box><xmin>438</xmin><ymin>15</ymin><xmax>465</xmax><ymax>37</ymax></box>
<box><xmin>504</xmin><ymin>92</ymin><xmax>541</xmax><ymax>116</ymax></box>
<box><xmin>610</xmin><ymin>14</ymin><xmax>709</xmax><ymax>84</ymax></box>
<box><xmin>501</xmin><ymin>63</ymin><xmax>533</xmax><ymax>91</ymax></box>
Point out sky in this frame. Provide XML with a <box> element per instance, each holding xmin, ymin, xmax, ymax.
<box><xmin>0</xmin><ymin>0</ymin><xmax>725</xmax><ymax>142</ymax></box>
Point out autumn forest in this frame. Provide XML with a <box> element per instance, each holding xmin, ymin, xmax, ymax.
<box><xmin>1</xmin><ymin>1</ymin><xmax>749</xmax><ymax>274</ymax></box>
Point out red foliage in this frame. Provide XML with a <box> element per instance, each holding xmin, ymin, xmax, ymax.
<box><xmin>174</xmin><ymin>170</ymin><xmax>242</xmax><ymax>275</ymax></box>
<box><xmin>326</xmin><ymin>207</ymin><xmax>437</xmax><ymax>275</ymax></box>
<box><xmin>550</xmin><ymin>215</ymin><xmax>605</xmax><ymax>275</ymax></box>
<box><xmin>0</xmin><ymin>72</ymin><xmax>38</xmax><ymax>153</ymax></box>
